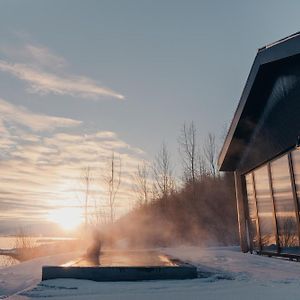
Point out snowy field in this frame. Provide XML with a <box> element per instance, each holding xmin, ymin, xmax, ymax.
<box><xmin>2</xmin><ymin>246</ymin><xmax>300</xmax><ymax>299</ymax></box>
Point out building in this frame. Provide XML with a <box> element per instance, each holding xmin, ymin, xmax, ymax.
<box><xmin>218</xmin><ymin>32</ymin><xmax>300</xmax><ymax>258</ymax></box>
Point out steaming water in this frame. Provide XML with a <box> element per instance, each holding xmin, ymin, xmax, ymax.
<box><xmin>63</xmin><ymin>250</ymin><xmax>177</xmax><ymax>267</ymax></box>
<box><xmin>0</xmin><ymin>236</ymin><xmax>76</xmax><ymax>268</ymax></box>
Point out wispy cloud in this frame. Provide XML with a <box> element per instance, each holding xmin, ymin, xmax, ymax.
<box><xmin>0</xmin><ymin>59</ymin><xmax>124</xmax><ymax>100</ymax></box>
<box><xmin>0</xmin><ymin>43</ymin><xmax>67</xmax><ymax>70</ymax></box>
<box><xmin>0</xmin><ymin>100</ymin><xmax>146</xmax><ymax>230</ymax></box>
<box><xmin>0</xmin><ymin>129</ymin><xmax>144</xmax><ymax>218</ymax></box>
<box><xmin>0</xmin><ymin>43</ymin><xmax>124</xmax><ymax>100</ymax></box>
<box><xmin>0</xmin><ymin>98</ymin><xmax>81</xmax><ymax>131</ymax></box>
<box><xmin>25</xmin><ymin>44</ymin><xmax>67</xmax><ymax>69</ymax></box>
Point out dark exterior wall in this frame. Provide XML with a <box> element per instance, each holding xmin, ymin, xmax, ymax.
<box><xmin>237</xmin><ymin>55</ymin><xmax>300</xmax><ymax>174</ymax></box>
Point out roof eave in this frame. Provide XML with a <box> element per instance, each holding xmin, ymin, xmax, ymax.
<box><xmin>218</xmin><ymin>32</ymin><xmax>300</xmax><ymax>172</ymax></box>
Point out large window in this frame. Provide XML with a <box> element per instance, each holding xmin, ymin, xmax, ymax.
<box><xmin>245</xmin><ymin>174</ymin><xmax>260</xmax><ymax>250</ymax></box>
<box><xmin>245</xmin><ymin>151</ymin><xmax>300</xmax><ymax>255</ymax></box>
<box><xmin>271</xmin><ymin>155</ymin><xmax>298</xmax><ymax>250</ymax></box>
<box><xmin>253</xmin><ymin>166</ymin><xmax>276</xmax><ymax>251</ymax></box>
<box><xmin>292</xmin><ymin>150</ymin><xmax>300</xmax><ymax>208</ymax></box>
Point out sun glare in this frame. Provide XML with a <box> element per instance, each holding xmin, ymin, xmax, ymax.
<box><xmin>47</xmin><ymin>207</ymin><xmax>83</xmax><ymax>231</ymax></box>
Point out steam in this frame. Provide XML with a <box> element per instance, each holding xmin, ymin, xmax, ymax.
<box><xmin>85</xmin><ymin>229</ymin><xmax>102</xmax><ymax>265</ymax></box>
<box><xmin>112</xmin><ymin>174</ymin><xmax>239</xmax><ymax>248</ymax></box>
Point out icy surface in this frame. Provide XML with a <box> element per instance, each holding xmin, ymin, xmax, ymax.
<box><xmin>3</xmin><ymin>246</ymin><xmax>300</xmax><ymax>299</ymax></box>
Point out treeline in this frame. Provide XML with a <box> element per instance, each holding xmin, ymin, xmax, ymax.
<box><xmin>113</xmin><ymin>122</ymin><xmax>239</xmax><ymax>247</ymax></box>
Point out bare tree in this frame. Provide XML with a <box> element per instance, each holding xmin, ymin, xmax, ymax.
<box><xmin>78</xmin><ymin>168</ymin><xmax>107</xmax><ymax>227</ymax></box>
<box><xmin>14</xmin><ymin>227</ymin><xmax>35</xmax><ymax>261</ymax></box>
<box><xmin>81</xmin><ymin>166</ymin><xmax>92</xmax><ymax>230</ymax></box>
<box><xmin>178</xmin><ymin>122</ymin><xmax>198</xmax><ymax>184</ymax></box>
<box><xmin>203</xmin><ymin>133</ymin><xmax>218</xmax><ymax>177</ymax></box>
<box><xmin>104</xmin><ymin>152</ymin><xmax>122</xmax><ymax>223</ymax></box>
<box><xmin>89</xmin><ymin>197</ymin><xmax>109</xmax><ymax>226</ymax></box>
<box><xmin>152</xmin><ymin>143</ymin><xmax>175</xmax><ymax>199</ymax></box>
<box><xmin>133</xmin><ymin>161</ymin><xmax>150</xmax><ymax>207</ymax></box>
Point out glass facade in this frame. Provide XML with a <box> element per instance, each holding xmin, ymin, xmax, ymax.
<box><xmin>253</xmin><ymin>166</ymin><xmax>277</xmax><ymax>251</ymax></box>
<box><xmin>292</xmin><ymin>150</ymin><xmax>300</xmax><ymax>208</ymax></box>
<box><xmin>245</xmin><ymin>150</ymin><xmax>300</xmax><ymax>255</ymax></box>
<box><xmin>245</xmin><ymin>174</ymin><xmax>260</xmax><ymax>249</ymax></box>
<box><xmin>271</xmin><ymin>155</ymin><xmax>298</xmax><ymax>251</ymax></box>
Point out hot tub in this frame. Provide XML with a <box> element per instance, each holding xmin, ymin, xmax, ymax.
<box><xmin>42</xmin><ymin>250</ymin><xmax>197</xmax><ymax>281</ymax></box>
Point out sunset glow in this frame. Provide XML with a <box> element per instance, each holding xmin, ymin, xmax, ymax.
<box><xmin>47</xmin><ymin>208</ymin><xmax>83</xmax><ymax>231</ymax></box>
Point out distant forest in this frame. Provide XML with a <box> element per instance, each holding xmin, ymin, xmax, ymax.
<box><xmin>112</xmin><ymin>122</ymin><xmax>239</xmax><ymax>247</ymax></box>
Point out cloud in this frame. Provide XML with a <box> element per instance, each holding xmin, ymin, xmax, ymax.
<box><xmin>0</xmin><ymin>104</ymin><xmax>147</xmax><ymax>230</ymax></box>
<box><xmin>0</xmin><ymin>40</ymin><xmax>129</xmax><ymax>231</ymax></box>
<box><xmin>24</xmin><ymin>44</ymin><xmax>67</xmax><ymax>69</ymax></box>
<box><xmin>0</xmin><ymin>119</ymin><xmax>8</xmax><ymax>134</ymax></box>
<box><xmin>0</xmin><ymin>130</ymin><xmax>145</xmax><ymax>218</ymax></box>
<box><xmin>0</xmin><ymin>59</ymin><xmax>124</xmax><ymax>100</ymax></box>
<box><xmin>0</xmin><ymin>43</ymin><xmax>67</xmax><ymax>69</ymax></box>
<box><xmin>0</xmin><ymin>98</ymin><xmax>81</xmax><ymax>131</ymax></box>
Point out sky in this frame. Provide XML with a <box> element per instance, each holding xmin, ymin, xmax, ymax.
<box><xmin>1</xmin><ymin>0</ymin><xmax>300</xmax><ymax>234</ymax></box>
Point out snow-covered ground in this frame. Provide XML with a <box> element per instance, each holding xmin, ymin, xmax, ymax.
<box><xmin>2</xmin><ymin>246</ymin><xmax>300</xmax><ymax>299</ymax></box>
<box><xmin>0</xmin><ymin>252</ymin><xmax>80</xmax><ymax>299</ymax></box>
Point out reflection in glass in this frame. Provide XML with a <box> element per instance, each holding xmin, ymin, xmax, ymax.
<box><xmin>254</xmin><ymin>166</ymin><xmax>276</xmax><ymax>251</ymax></box>
<box><xmin>292</xmin><ymin>150</ymin><xmax>300</xmax><ymax>208</ymax></box>
<box><xmin>245</xmin><ymin>174</ymin><xmax>260</xmax><ymax>250</ymax></box>
<box><xmin>271</xmin><ymin>155</ymin><xmax>298</xmax><ymax>250</ymax></box>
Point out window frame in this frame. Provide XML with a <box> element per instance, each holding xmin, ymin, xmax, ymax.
<box><xmin>243</xmin><ymin>148</ymin><xmax>300</xmax><ymax>257</ymax></box>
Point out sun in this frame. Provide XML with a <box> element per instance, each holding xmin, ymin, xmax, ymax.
<box><xmin>47</xmin><ymin>207</ymin><xmax>83</xmax><ymax>231</ymax></box>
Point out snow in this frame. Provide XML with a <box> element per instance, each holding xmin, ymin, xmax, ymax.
<box><xmin>3</xmin><ymin>246</ymin><xmax>300</xmax><ymax>299</ymax></box>
<box><xmin>0</xmin><ymin>251</ymin><xmax>80</xmax><ymax>299</ymax></box>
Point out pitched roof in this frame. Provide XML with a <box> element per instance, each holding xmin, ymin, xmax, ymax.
<box><xmin>218</xmin><ymin>32</ymin><xmax>300</xmax><ymax>171</ymax></box>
